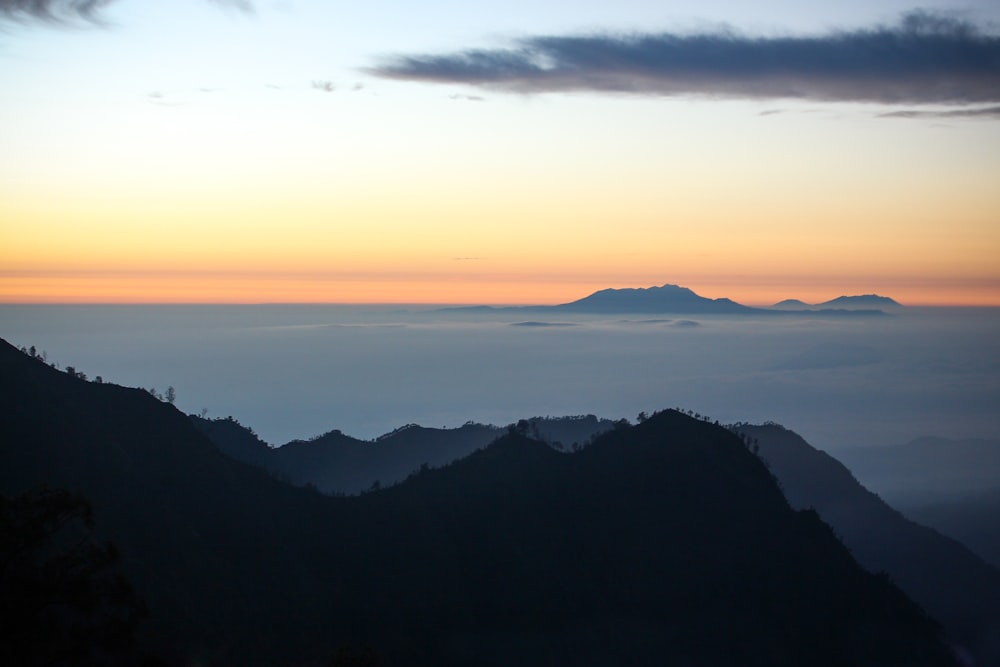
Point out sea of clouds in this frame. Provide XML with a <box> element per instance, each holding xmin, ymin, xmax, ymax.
<box><xmin>2</xmin><ymin>304</ymin><xmax>998</xmax><ymax>452</ymax></box>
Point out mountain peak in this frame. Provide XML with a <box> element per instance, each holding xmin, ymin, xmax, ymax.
<box><xmin>820</xmin><ymin>294</ymin><xmax>902</xmax><ymax>308</ymax></box>
<box><xmin>559</xmin><ymin>283</ymin><xmax>757</xmax><ymax>314</ymax></box>
<box><xmin>771</xmin><ymin>298</ymin><xmax>811</xmax><ymax>309</ymax></box>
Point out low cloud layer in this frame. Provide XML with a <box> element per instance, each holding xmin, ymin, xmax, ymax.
<box><xmin>371</xmin><ymin>11</ymin><xmax>1000</xmax><ymax>105</ymax></box>
<box><xmin>0</xmin><ymin>0</ymin><xmax>250</xmax><ymax>23</ymax></box>
<box><xmin>878</xmin><ymin>105</ymin><xmax>1000</xmax><ymax>119</ymax></box>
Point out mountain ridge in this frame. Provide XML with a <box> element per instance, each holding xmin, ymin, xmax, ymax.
<box><xmin>191</xmin><ymin>414</ymin><xmax>617</xmax><ymax>494</ymax></box>
<box><xmin>835</xmin><ymin>435</ymin><xmax>1000</xmax><ymax>572</ymax></box>
<box><xmin>771</xmin><ymin>294</ymin><xmax>901</xmax><ymax>309</ymax></box>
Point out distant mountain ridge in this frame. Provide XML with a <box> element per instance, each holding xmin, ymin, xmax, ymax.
<box><xmin>442</xmin><ymin>283</ymin><xmax>893</xmax><ymax>315</ymax></box>
<box><xmin>772</xmin><ymin>294</ymin><xmax>902</xmax><ymax>309</ymax></box>
<box><xmin>836</xmin><ymin>436</ymin><xmax>1000</xmax><ymax>571</ymax></box>
<box><xmin>191</xmin><ymin>414</ymin><xmax>616</xmax><ymax>494</ymax></box>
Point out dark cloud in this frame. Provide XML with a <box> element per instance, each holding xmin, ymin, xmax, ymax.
<box><xmin>0</xmin><ymin>0</ymin><xmax>110</xmax><ymax>23</ymax></box>
<box><xmin>0</xmin><ymin>0</ymin><xmax>250</xmax><ymax>24</ymax></box>
<box><xmin>371</xmin><ymin>11</ymin><xmax>1000</xmax><ymax>105</ymax></box>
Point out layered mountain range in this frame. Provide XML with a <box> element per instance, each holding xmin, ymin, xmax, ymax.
<box><xmin>1</xmin><ymin>338</ymin><xmax>986</xmax><ymax>666</ymax></box>
<box><xmin>190</xmin><ymin>414</ymin><xmax>616</xmax><ymax>495</ymax></box>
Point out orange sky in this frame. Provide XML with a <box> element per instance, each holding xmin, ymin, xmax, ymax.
<box><xmin>2</xmin><ymin>4</ymin><xmax>999</xmax><ymax>308</ymax></box>
<box><xmin>1</xmin><ymin>269</ymin><xmax>997</xmax><ymax>306</ymax></box>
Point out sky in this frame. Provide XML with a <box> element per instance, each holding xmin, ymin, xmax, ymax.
<box><xmin>2</xmin><ymin>0</ymin><xmax>999</xmax><ymax>306</ymax></box>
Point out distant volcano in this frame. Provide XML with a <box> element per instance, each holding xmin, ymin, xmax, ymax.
<box><xmin>772</xmin><ymin>294</ymin><xmax>902</xmax><ymax>310</ymax></box>
<box><xmin>556</xmin><ymin>283</ymin><xmax>758</xmax><ymax>314</ymax></box>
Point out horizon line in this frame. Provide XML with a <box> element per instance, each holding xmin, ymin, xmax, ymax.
<box><xmin>3</xmin><ymin>299</ymin><xmax>1000</xmax><ymax>308</ymax></box>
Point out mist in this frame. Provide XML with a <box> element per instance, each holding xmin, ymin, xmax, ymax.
<box><xmin>1</xmin><ymin>304</ymin><xmax>997</xmax><ymax>451</ymax></box>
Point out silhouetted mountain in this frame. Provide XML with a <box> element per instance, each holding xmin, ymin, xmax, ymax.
<box><xmin>0</xmin><ymin>339</ymin><xmax>350</xmax><ymax>665</ymax></box>
<box><xmin>905</xmin><ymin>488</ymin><xmax>1000</xmax><ymax>572</ymax></box>
<box><xmin>442</xmin><ymin>283</ymin><xmax>888</xmax><ymax>315</ymax></box>
<box><xmin>192</xmin><ymin>417</ymin><xmax>497</xmax><ymax>493</ymax></box>
<box><xmin>0</xmin><ymin>339</ymin><xmax>959</xmax><ymax>666</ymax></box>
<box><xmin>555</xmin><ymin>283</ymin><xmax>758</xmax><ymax>314</ymax></box>
<box><xmin>819</xmin><ymin>294</ymin><xmax>902</xmax><ymax>308</ymax></box>
<box><xmin>360</xmin><ymin>412</ymin><xmax>956</xmax><ymax>666</ymax></box>
<box><xmin>739</xmin><ymin>423</ymin><xmax>1000</xmax><ymax>665</ymax></box>
<box><xmin>771</xmin><ymin>294</ymin><xmax>902</xmax><ymax>310</ymax></box>
<box><xmin>276</xmin><ymin>423</ymin><xmax>499</xmax><ymax>494</ymax></box>
<box><xmin>193</xmin><ymin>415</ymin><xmax>617</xmax><ymax>494</ymax></box>
<box><xmin>771</xmin><ymin>298</ymin><xmax>811</xmax><ymax>309</ymax></box>
<box><xmin>522</xmin><ymin>414</ymin><xmax>616</xmax><ymax>450</ymax></box>
<box><xmin>189</xmin><ymin>415</ymin><xmax>274</xmax><ymax>468</ymax></box>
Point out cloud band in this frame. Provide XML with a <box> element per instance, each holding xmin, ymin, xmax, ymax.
<box><xmin>371</xmin><ymin>11</ymin><xmax>1000</xmax><ymax>105</ymax></box>
<box><xmin>0</xmin><ymin>0</ymin><xmax>250</xmax><ymax>23</ymax></box>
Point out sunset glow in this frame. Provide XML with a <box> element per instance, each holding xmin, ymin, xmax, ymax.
<box><xmin>2</xmin><ymin>1</ymin><xmax>999</xmax><ymax>306</ymax></box>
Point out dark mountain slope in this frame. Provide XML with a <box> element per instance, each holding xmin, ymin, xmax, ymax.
<box><xmin>360</xmin><ymin>413</ymin><xmax>955</xmax><ymax>666</ymax></box>
<box><xmin>0</xmin><ymin>341</ymin><xmax>354</xmax><ymax>665</ymax></box>
<box><xmin>0</xmin><ymin>340</ymin><xmax>957</xmax><ymax>666</ymax></box>
<box><xmin>836</xmin><ymin>436</ymin><xmax>1000</xmax><ymax>569</ymax></box>
<box><xmin>741</xmin><ymin>423</ymin><xmax>1000</xmax><ymax>665</ymax></box>
<box><xmin>269</xmin><ymin>428</ymin><xmax>373</xmax><ymax>489</ymax></box>
<box><xmin>906</xmin><ymin>488</ymin><xmax>1000</xmax><ymax>571</ymax></box>
<box><xmin>189</xmin><ymin>414</ymin><xmax>274</xmax><ymax>467</ymax></box>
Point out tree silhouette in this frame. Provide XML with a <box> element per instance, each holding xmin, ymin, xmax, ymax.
<box><xmin>0</xmin><ymin>488</ymin><xmax>153</xmax><ymax>666</ymax></box>
<box><xmin>330</xmin><ymin>646</ymin><xmax>381</xmax><ymax>667</ymax></box>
